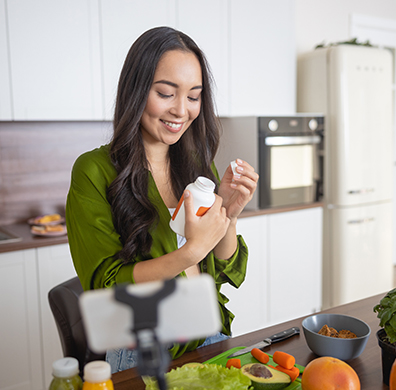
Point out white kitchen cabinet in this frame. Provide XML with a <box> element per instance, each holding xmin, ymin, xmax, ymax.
<box><xmin>0</xmin><ymin>249</ymin><xmax>43</xmax><ymax>390</ymax></box>
<box><xmin>0</xmin><ymin>0</ymin><xmax>12</xmax><ymax>120</ymax></box>
<box><xmin>267</xmin><ymin>207</ymin><xmax>323</xmax><ymax>326</ymax></box>
<box><xmin>37</xmin><ymin>244</ymin><xmax>77</xmax><ymax>389</ymax></box>
<box><xmin>0</xmin><ymin>244</ymin><xmax>76</xmax><ymax>390</ymax></box>
<box><xmin>100</xmin><ymin>0</ymin><xmax>176</xmax><ymax>119</ymax></box>
<box><xmin>176</xmin><ymin>0</ymin><xmax>229</xmax><ymax>116</ymax></box>
<box><xmin>222</xmin><ymin>207</ymin><xmax>323</xmax><ymax>337</ymax></box>
<box><xmin>229</xmin><ymin>0</ymin><xmax>296</xmax><ymax>116</ymax></box>
<box><xmin>6</xmin><ymin>0</ymin><xmax>103</xmax><ymax>120</ymax></box>
<box><xmin>221</xmin><ymin>215</ymin><xmax>268</xmax><ymax>337</ymax></box>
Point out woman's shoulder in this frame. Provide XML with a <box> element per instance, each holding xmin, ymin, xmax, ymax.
<box><xmin>72</xmin><ymin>144</ymin><xmax>117</xmax><ymax>186</ymax></box>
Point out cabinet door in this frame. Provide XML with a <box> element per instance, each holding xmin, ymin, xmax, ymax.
<box><xmin>176</xmin><ymin>0</ymin><xmax>229</xmax><ymax>116</ymax></box>
<box><xmin>221</xmin><ymin>215</ymin><xmax>268</xmax><ymax>337</ymax></box>
<box><xmin>37</xmin><ymin>244</ymin><xmax>77</xmax><ymax>388</ymax></box>
<box><xmin>267</xmin><ymin>208</ymin><xmax>323</xmax><ymax>325</ymax></box>
<box><xmin>229</xmin><ymin>0</ymin><xmax>296</xmax><ymax>116</ymax></box>
<box><xmin>100</xmin><ymin>0</ymin><xmax>176</xmax><ymax>119</ymax></box>
<box><xmin>0</xmin><ymin>0</ymin><xmax>12</xmax><ymax>120</ymax></box>
<box><xmin>7</xmin><ymin>0</ymin><xmax>103</xmax><ymax>120</ymax></box>
<box><xmin>0</xmin><ymin>249</ymin><xmax>43</xmax><ymax>390</ymax></box>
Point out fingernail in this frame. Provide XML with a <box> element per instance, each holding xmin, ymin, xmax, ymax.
<box><xmin>236</xmin><ymin>159</ymin><xmax>243</xmax><ymax>164</ymax></box>
<box><xmin>231</xmin><ymin>183</ymin><xmax>237</xmax><ymax>188</ymax></box>
<box><xmin>184</xmin><ymin>190</ymin><xmax>190</xmax><ymax>197</ymax></box>
<box><xmin>234</xmin><ymin>174</ymin><xmax>241</xmax><ymax>179</ymax></box>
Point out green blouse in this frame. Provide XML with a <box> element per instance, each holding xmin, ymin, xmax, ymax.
<box><xmin>66</xmin><ymin>145</ymin><xmax>248</xmax><ymax>359</ymax></box>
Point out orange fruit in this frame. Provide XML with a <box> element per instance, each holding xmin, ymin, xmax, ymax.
<box><xmin>301</xmin><ymin>356</ymin><xmax>360</xmax><ymax>390</ymax></box>
<box><xmin>390</xmin><ymin>359</ymin><xmax>396</xmax><ymax>389</ymax></box>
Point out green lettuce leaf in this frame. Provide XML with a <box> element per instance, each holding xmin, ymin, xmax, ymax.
<box><xmin>144</xmin><ymin>364</ymin><xmax>251</xmax><ymax>390</ymax></box>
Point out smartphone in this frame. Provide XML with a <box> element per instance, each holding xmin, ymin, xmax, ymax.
<box><xmin>79</xmin><ymin>274</ymin><xmax>221</xmax><ymax>353</ymax></box>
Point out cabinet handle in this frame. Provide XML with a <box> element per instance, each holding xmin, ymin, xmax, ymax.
<box><xmin>347</xmin><ymin>217</ymin><xmax>375</xmax><ymax>224</ymax></box>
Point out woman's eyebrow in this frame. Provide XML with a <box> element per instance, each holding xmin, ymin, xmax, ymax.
<box><xmin>154</xmin><ymin>79</ymin><xmax>203</xmax><ymax>90</ymax></box>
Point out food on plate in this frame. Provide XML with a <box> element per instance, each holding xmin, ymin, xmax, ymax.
<box><xmin>31</xmin><ymin>224</ymin><xmax>65</xmax><ymax>234</ymax></box>
<box><xmin>272</xmin><ymin>351</ymin><xmax>296</xmax><ymax>370</ymax></box>
<box><xmin>241</xmin><ymin>363</ymin><xmax>291</xmax><ymax>389</ymax></box>
<box><xmin>226</xmin><ymin>358</ymin><xmax>241</xmax><ymax>369</ymax></box>
<box><xmin>272</xmin><ymin>365</ymin><xmax>300</xmax><ymax>382</ymax></box>
<box><xmin>144</xmin><ymin>363</ymin><xmax>251</xmax><ymax>390</ymax></box>
<box><xmin>251</xmin><ymin>348</ymin><xmax>270</xmax><ymax>364</ymax></box>
<box><xmin>35</xmin><ymin>214</ymin><xmax>62</xmax><ymax>224</ymax></box>
<box><xmin>318</xmin><ymin>324</ymin><xmax>357</xmax><ymax>339</ymax></box>
<box><xmin>301</xmin><ymin>356</ymin><xmax>360</xmax><ymax>390</ymax></box>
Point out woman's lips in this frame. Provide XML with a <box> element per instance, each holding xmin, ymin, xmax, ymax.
<box><xmin>161</xmin><ymin>120</ymin><xmax>184</xmax><ymax>132</ymax></box>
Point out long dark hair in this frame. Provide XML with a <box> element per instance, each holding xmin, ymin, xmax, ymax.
<box><xmin>107</xmin><ymin>26</ymin><xmax>220</xmax><ymax>263</ymax></box>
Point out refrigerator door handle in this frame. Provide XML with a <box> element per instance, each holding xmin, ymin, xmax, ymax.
<box><xmin>347</xmin><ymin>217</ymin><xmax>375</xmax><ymax>224</ymax></box>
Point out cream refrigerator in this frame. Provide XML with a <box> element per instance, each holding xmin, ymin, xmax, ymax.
<box><xmin>297</xmin><ymin>45</ymin><xmax>394</xmax><ymax>309</ymax></box>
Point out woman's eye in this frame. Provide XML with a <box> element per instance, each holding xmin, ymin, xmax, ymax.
<box><xmin>157</xmin><ymin>92</ymin><xmax>172</xmax><ymax>99</ymax></box>
<box><xmin>188</xmin><ymin>96</ymin><xmax>200</xmax><ymax>102</ymax></box>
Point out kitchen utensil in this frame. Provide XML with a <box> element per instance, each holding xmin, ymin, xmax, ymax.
<box><xmin>227</xmin><ymin>327</ymin><xmax>300</xmax><ymax>358</ymax></box>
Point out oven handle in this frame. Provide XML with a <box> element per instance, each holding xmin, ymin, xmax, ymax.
<box><xmin>264</xmin><ymin>135</ymin><xmax>321</xmax><ymax>146</ymax></box>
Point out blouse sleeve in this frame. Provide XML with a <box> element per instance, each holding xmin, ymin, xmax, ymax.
<box><xmin>66</xmin><ymin>148</ymin><xmax>138</xmax><ymax>291</ymax></box>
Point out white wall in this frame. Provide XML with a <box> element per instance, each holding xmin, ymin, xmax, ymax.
<box><xmin>295</xmin><ymin>0</ymin><xmax>396</xmax><ymax>55</ymax></box>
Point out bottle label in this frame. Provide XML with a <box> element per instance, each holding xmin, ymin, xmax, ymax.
<box><xmin>196</xmin><ymin>206</ymin><xmax>210</xmax><ymax>216</ymax></box>
<box><xmin>171</xmin><ymin>194</ymin><xmax>184</xmax><ymax>221</ymax></box>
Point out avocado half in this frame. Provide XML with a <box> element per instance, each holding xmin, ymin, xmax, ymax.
<box><xmin>241</xmin><ymin>363</ymin><xmax>291</xmax><ymax>390</ymax></box>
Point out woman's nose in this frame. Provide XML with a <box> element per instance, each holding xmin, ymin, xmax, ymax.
<box><xmin>169</xmin><ymin>96</ymin><xmax>187</xmax><ymax>118</ymax></box>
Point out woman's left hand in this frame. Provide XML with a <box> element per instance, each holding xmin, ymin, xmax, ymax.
<box><xmin>218</xmin><ymin>159</ymin><xmax>259</xmax><ymax>221</ymax></box>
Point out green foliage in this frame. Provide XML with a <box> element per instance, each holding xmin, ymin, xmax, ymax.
<box><xmin>374</xmin><ymin>288</ymin><xmax>396</xmax><ymax>344</ymax></box>
<box><xmin>315</xmin><ymin>38</ymin><xmax>374</xmax><ymax>50</ymax></box>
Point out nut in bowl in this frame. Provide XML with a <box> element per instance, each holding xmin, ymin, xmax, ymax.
<box><xmin>302</xmin><ymin>313</ymin><xmax>371</xmax><ymax>361</ymax></box>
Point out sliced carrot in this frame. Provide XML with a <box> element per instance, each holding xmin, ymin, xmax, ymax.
<box><xmin>273</xmin><ymin>351</ymin><xmax>295</xmax><ymax>370</ymax></box>
<box><xmin>273</xmin><ymin>365</ymin><xmax>300</xmax><ymax>382</ymax></box>
<box><xmin>251</xmin><ymin>348</ymin><xmax>270</xmax><ymax>364</ymax></box>
<box><xmin>226</xmin><ymin>358</ymin><xmax>241</xmax><ymax>369</ymax></box>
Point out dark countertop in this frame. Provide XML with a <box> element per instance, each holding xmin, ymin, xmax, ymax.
<box><xmin>0</xmin><ymin>202</ymin><xmax>323</xmax><ymax>254</ymax></box>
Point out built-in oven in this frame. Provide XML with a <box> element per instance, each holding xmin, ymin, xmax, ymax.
<box><xmin>215</xmin><ymin>115</ymin><xmax>324</xmax><ymax>209</ymax></box>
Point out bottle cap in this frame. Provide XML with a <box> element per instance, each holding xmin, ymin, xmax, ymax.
<box><xmin>52</xmin><ymin>357</ymin><xmax>79</xmax><ymax>378</ymax></box>
<box><xmin>84</xmin><ymin>361</ymin><xmax>111</xmax><ymax>383</ymax></box>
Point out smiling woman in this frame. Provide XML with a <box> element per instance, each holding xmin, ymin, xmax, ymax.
<box><xmin>65</xmin><ymin>26</ymin><xmax>258</xmax><ymax>373</ymax></box>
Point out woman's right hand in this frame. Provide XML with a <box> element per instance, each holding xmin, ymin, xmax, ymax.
<box><xmin>183</xmin><ymin>190</ymin><xmax>230</xmax><ymax>262</ymax></box>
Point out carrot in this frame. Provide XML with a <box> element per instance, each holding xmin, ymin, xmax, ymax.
<box><xmin>273</xmin><ymin>365</ymin><xmax>300</xmax><ymax>382</ymax></box>
<box><xmin>251</xmin><ymin>348</ymin><xmax>270</xmax><ymax>364</ymax></box>
<box><xmin>226</xmin><ymin>358</ymin><xmax>241</xmax><ymax>369</ymax></box>
<box><xmin>273</xmin><ymin>351</ymin><xmax>295</xmax><ymax>370</ymax></box>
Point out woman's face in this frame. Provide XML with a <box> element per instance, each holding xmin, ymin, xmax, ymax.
<box><xmin>140</xmin><ymin>50</ymin><xmax>202</xmax><ymax>148</ymax></box>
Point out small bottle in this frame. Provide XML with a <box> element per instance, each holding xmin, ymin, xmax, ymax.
<box><xmin>49</xmin><ymin>357</ymin><xmax>82</xmax><ymax>390</ymax></box>
<box><xmin>170</xmin><ymin>176</ymin><xmax>216</xmax><ymax>237</ymax></box>
<box><xmin>82</xmin><ymin>361</ymin><xmax>113</xmax><ymax>390</ymax></box>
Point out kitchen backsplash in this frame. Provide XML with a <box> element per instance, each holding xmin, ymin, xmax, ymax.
<box><xmin>0</xmin><ymin>121</ymin><xmax>112</xmax><ymax>225</ymax></box>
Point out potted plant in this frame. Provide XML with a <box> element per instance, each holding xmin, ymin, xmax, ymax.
<box><xmin>374</xmin><ymin>288</ymin><xmax>396</xmax><ymax>386</ymax></box>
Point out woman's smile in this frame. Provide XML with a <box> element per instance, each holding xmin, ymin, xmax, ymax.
<box><xmin>160</xmin><ymin>119</ymin><xmax>184</xmax><ymax>132</ymax></box>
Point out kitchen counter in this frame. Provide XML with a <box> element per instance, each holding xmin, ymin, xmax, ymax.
<box><xmin>0</xmin><ymin>202</ymin><xmax>323</xmax><ymax>254</ymax></box>
<box><xmin>112</xmin><ymin>292</ymin><xmax>386</xmax><ymax>390</ymax></box>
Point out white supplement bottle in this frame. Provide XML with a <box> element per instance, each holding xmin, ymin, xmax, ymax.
<box><xmin>170</xmin><ymin>176</ymin><xmax>216</xmax><ymax>237</ymax></box>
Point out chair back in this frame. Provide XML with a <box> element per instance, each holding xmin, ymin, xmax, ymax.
<box><xmin>48</xmin><ymin>276</ymin><xmax>105</xmax><ymax>375</ymax></box>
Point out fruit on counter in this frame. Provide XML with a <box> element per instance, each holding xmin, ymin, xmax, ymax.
<box><xmin>301</xmin><ymin>356</ymin><xmax>360</xmax><ymax>390</ymax></box>
<box><xmin>251</xmin><ymin>348</ymin><xmax>270</xmax><ymax>364</ymax></box>
<box><xmin>144</xmin><ymin>364</ymin><xmax>251</xmax><ymax>390</ymax></box>
<box><xmin>226</xmin><ymin>358</ymin><xmax>242</xmax><ymax>369</ymax></box>
<box><xmin>241</xmin><ymin>363</ymin><xmax>291</xmax><ymax>390</ymax></box>
<box><xmin>272</xmin><ymin>351</ymin><xmax>296</xmax><ymax>370</ymax></box>
<box><xmin>390</xmin><ymin>359</ymin><xmax>396</xmax><ymax>390</ymax></box>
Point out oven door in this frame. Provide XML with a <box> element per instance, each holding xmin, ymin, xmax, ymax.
<box><xmin>259</xmin><ymin>135</ymin><xmax>322</xmax><ymax>208</ymax></box>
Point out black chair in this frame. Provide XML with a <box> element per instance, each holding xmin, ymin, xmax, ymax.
<box><xmin>48</xmin><ymin>276</ymin><xmax>106</xmax><ymax>375</ymax></box>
